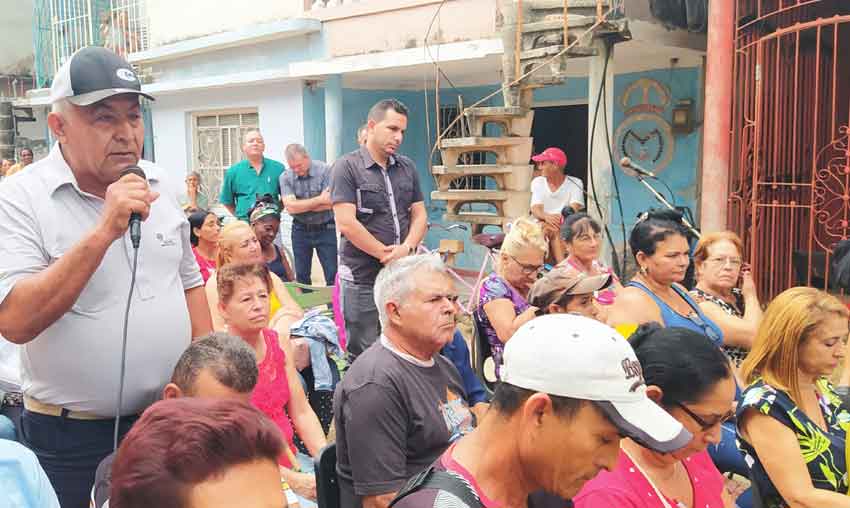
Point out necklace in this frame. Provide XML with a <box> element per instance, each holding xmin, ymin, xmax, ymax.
<box><xmin>621</xmin><ymin>445</ymin><xmax>689</xmax><ymax>508</ymax></box>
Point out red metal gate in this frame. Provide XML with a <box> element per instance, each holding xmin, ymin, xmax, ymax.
<box><xmin>728</xmin><ymin>0</ymin><xmax>850</xmax><ymax>300</ymax></box>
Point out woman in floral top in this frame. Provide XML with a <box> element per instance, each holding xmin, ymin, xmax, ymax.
<box><xmin>475</xmin><ymin>217</ymin><xmax>547</xmax><ymax>379</ymax></box>
<box><xmin>737</xmin><ymin>287</ymin><xmax>850</xmax><ymax>508</ymax></box>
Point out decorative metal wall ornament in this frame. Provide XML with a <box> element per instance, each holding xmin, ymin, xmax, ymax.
<box><xmin>616</xmin><ymin>78</ymin><xmax>676</xmax><ymax>174</ymax></box>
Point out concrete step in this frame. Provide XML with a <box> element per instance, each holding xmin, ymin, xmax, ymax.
<box><xmin>531</xmin><ymin>0</ymin><xmax>609</xmax><ymax>10</ymax></box>
<box><xmin>432</xmin><ymin>190</ymin><xmax>511</xmax><ymax>202</ymax></box>
<box><xmin>439</xmin><ymin>137</ymin><xmax>534</xmax><ymax>170</ymax></box>
<box><xmin>432</xmin><ymin>164</ymin><xmax>534</xmax><ymax>191</ymax></box>
<box><xmin>520</xmin><ymin>45</ymin><xmax>597</xmax><ymax>61</ymax></box>
<box><xmin>443</xmin><ymin>212</ymin><xmax>509</xmax><ymax>234</ymax></box>
<box><xmin>521</xmin><ymin>15</ymin><xmax>596</xmax><ymax>34</ymax></box>
<box><xmin>464</xmin><ymin>107</ymin><xmax>534</xmax><ymax>137</ymax></box>
<box><xmin>431</xmin><ymin>190</ymin><xmax>532</xmax><ymax>217</ymax></box>
<box><xmin>439</xmin><ymin>136</ymin><xmax>532</xmax><ymax>149</ymax></box>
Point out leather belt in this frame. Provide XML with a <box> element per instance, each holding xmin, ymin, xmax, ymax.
<box><xmin>24</xmin><ymin>395</ymin><xmax>108</xmax><ymax>421</ymax></box>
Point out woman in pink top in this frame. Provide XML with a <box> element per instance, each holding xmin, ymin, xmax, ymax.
<box><xmin>558</xmin><ymin>212</ymin><xmax>621</xmax><ymax>305</ymax></box>
<box><xmin>575</xmin><ymin>324</ymin><xmax>738</xmax><ymax>508</ymax></box>
<box><xmin>217</xmin><ymin>262</ymin><xmax>327</xmax><ymax>502</ymax></box>
<box><xmin>188</xmin><ymin>210</ymin><xmax>219</xmax><ymax>283</ymax></box>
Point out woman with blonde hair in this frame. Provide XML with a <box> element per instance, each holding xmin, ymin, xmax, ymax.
<box><xmin>691</xmin><ymin>231</ymin><xmax>761</xmax><ymax>373</ymax></box>
<box><xmin>737</xmin><ymin>287</ymin><xmax>850</xmax><ymax>508</ymax></box>
<box><xmin>205</xmin><ymin>221</ymin><xmax>303</xmax><ymax>337</ymax></box>
<box><xmin>474</xmin><ymin>217</ymin><xmax>547</xmax><ymax>379</ymax></box>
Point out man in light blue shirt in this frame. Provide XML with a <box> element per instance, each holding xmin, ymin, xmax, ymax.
<box><xmin>0</xmin><ymin>439</ymin><xmax>60</xmax><ymax>508</ymax></box>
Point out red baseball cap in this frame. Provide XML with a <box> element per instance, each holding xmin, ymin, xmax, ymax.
<box><xmin>531</xmin><ymin>147</ymin><xmax>567</xmax><ymax>167</ymax></box>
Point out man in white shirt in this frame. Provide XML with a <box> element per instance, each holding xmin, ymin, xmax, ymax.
<box><xmin>529</xmin><ymin>147</ymin><xmax>584</xmax><ymax>263</ymax></box>
<box><xmin>0</xmin><ymin>46</ymin><xmax>212</xmax><ymax>508</ymax></box>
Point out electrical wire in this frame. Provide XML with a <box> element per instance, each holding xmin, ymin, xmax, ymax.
<box><xmin>600</xmin><ymin>50</ymin><xmax>628</xmax><ymax>274</ymax></box>
<box><xmin>424</xmin><ymin>0</ymin><xmax>461</xmax><ymax>94</ymax></box>
<box><xmin>114</xmin><ymin>246</ymin><xmax>139</xmax><ymax>451</ymax></box>
<box><xmin>587</xmin><ymin>40</ymin><xmax>622</xmax><ymax>277</ymax></box>
<box><xmin>426</xmin><ymin>0</ymin><xmax>625</xmax><ymax>177</ymax></box>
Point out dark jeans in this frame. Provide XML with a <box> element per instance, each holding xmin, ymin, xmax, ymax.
<box><xmin>19</xmin><ymin>410</ymin><xmax>136</xmax><ymax>508</ymax></box>
<box><xmin>291</xmin><ymin>222</ymin><xmax>338</xmax><ymax>286</ymax></box>
<box><xmin>340</xmin><ymin>278</ymin><xmax>381</xmax><ymax>358</ymax></box>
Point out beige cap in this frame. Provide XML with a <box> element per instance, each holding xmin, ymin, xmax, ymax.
<box><xmin>528</xmin><ymin>266</ymin><xmax>612</xmax><ymax>308</ymax></box>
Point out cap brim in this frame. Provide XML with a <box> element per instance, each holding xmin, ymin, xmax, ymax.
<box><xmin>531</xmin><ymin>154</ymin><xmax>550</xmax><ymax>162</ymax></box>
<box><xmin>594</xmin><ymin>400</ymin><xmax>692</xmax><ymax>454</ymax></box>
<box><xmin>568</xmin><ymin>273</ymin><xmax>614</xmax><ymax>295</ymax></box>
<box><xmin>66</xmin><ymin>88</ymin><xmax>155</xmax><ymax>106</ymax></box>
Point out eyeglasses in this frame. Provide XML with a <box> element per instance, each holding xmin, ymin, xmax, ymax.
<box><xmin>507</xmin><ymin>254</ymin><xmax>544</xmax><ymax>276</ymax></box>
<box><xmin>706</xmin><ymin>256</ymin><xmax>742</xmax><ymax>268</ymax></box>
<box><xmin>674</xmin><ymin>402</ymin><xmax>735</xmax><ymax>430</ymax></box>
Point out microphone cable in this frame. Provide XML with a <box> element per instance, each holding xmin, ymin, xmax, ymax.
<box><xmin>114</xmin><ymin>237</ymin><xmax>140</xmax><ymax>451</ymax></box>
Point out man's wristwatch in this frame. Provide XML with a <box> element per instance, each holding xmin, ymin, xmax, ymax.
<box><xmin>405</xmin><ymin>243</ymin><xmax>415</xmax><ymax>255</ymax></box>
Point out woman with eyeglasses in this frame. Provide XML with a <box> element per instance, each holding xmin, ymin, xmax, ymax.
<box><xmin>691</xmin><ymin>232</ymin><xmax>761</xmax><ymax>376</ymax></box>
<box><xmin>737</xmin><ymin>287</ymin><xmax>850</xmax><ymax>508</ymax></box>
<box><xmin>607</xmin><ymin>209</ymin><xmax>723</xmax><ymax>346</ymax></box>
<box><xmin>575</xmin><ymin>323</ymin><xmax>737</xmax><ymax>508</ymax></box>
<box><xmin>249</xmin><ymin>197</ymin><xmax>296</xmax><ymax>282</ymax></box>
<box><xmin>527</xmin><ymin>265</ymin><xmax>612</xmax><ymax>321</ymax></box>
<box><xmin>474</xmin><ymin>217</ymin><xmax>546</xmax><ymax>379</ymax></box>
<box><xmin>558</xmin><ymin>211</ymin><xmax>622</xmax><ymax>305</ymax></box>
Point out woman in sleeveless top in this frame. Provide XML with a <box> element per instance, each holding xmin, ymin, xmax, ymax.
<box><xmin>205</xmin><ymin>221</ymin><xmax>303</xmax><ymax>342</ymax></box>
<box><xmin>607</xmin><ymin>210</ymin><xmax>751</xmax><ymax>506</ymax></box>
<box><xmin>607</xmin><ymin>209</ymin><xmax>723</xmax><ymax>345</ymax></box>
<box><xmin>217</xmin><ymin>263</ymin><xmax>326</xmax><ymax>504</ymax></box>
<box><xmin>738</xmin><ymin>287</ymin><xmax>850</xmax><ymax>508</ymax></box>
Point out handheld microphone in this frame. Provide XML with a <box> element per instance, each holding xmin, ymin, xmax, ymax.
<box><xmin>619</xmin><ymin>157</ymin><xmax>657</xmax><ymax>179</ymax></box>
<box><xmin>120</xmin><ymin>166</ymin><xmax>146</xmax><ymax>249</ymax></box>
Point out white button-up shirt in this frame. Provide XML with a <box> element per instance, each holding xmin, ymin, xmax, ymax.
<box><xmin>0</xmin><ymin>144</ymin><xmax>203</xmax><ymax>416</ymax></box>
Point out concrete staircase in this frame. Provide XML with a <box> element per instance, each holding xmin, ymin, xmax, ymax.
<box><xmin>430</xmin><ymin>0</ymin><xmax>629</xmax><ymax>233</ymax></box>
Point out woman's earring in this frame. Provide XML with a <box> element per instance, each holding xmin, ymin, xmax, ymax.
<box><xmin>639</xmin><ymin>265</ymin><xmax>649</xmax><ymax>275</ymax></box>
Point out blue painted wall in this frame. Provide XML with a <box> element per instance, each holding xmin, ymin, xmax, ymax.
<box><xmin>305</xmin><ymin>66</ymin><xmax>702</xmax><ymax>270</ymax></box>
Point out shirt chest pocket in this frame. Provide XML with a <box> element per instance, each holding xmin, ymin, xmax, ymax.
<box><xmin>395</xmin><ymin>181</ymin><xmax>414</xmax><ymax>211</ymax></box>
<box><xmin>296</xmin><ymin>179</ymin><xmax>324</xmax><ymax>200</ymax></box>
<box><xmin>355</xmin><ymin>183</ymin><xmax>385</xmax><ymax>222</ymax></box>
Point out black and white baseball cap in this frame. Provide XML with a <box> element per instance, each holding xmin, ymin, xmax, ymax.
<box><xmin>501</xmin><ymin>314</ymin><xmax>692</xmax><ymax>454</ymax></box>
<box><xmin>48</xmin><ymin>46</ymin><xmax>154</xmax><ymax>106</ymax></box>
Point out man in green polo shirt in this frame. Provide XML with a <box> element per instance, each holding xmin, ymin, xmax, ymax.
<box><xmin>219</xmin><ymin>129</ymin><xmax>285</xmax><ymax>221</ymax></box>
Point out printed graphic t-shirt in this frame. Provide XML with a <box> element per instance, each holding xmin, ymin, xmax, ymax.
<box><xmin>334</xmin><ymin>337</ymin><xmax>475</xmax><ymax>508</ymax></box>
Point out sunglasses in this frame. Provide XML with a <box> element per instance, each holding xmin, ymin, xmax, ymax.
<box><xmin>687</xmin><ymin>312</ymin><xmax>722</xmax><ymax>344</ymax></box>
<box><xmin>674</xmin><ymin>402</ymin><xmax>735</xmax><ymax>430</ymax></box>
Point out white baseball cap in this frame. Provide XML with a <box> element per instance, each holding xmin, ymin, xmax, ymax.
<box><xmin>49</xmin><ymin>46</ymin><xmax>154</xmax><ymax>106</ymax></box>
<box><xmin>501</xmin><ymin>314</ymin><xmax>692</xmax><ymax>453</ymax></box>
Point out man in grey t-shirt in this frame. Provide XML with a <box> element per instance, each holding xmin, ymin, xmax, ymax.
<box><xmin>334</xmin><ymin>255</ymin><xmax>474</xmax><ymax>508</ymax></box>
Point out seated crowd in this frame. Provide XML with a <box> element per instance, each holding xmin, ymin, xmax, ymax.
<box><xmin>6</xmin><ymin>205</ymin><xmax>850</xmax><ymax>508</ymax></box>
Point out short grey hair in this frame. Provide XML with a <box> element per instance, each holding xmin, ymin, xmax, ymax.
<box><xmin>284</xmin><ymin>143</ymin><xmax>309</xmax><ymax>161</ymax></box>
<box><xmin>171</xmin><ymin>332</ymin><xmax>258</xmax><ymax>395</ymax></box>
<box><xmin>373</xmin><ymin>253</ymin><xmax>450</xmax><ymax>328</ymax></box>
<box><xmin>187</xmin><ymin>170</ymin><xmax>201</xmax><ymax>180</ymax></box>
